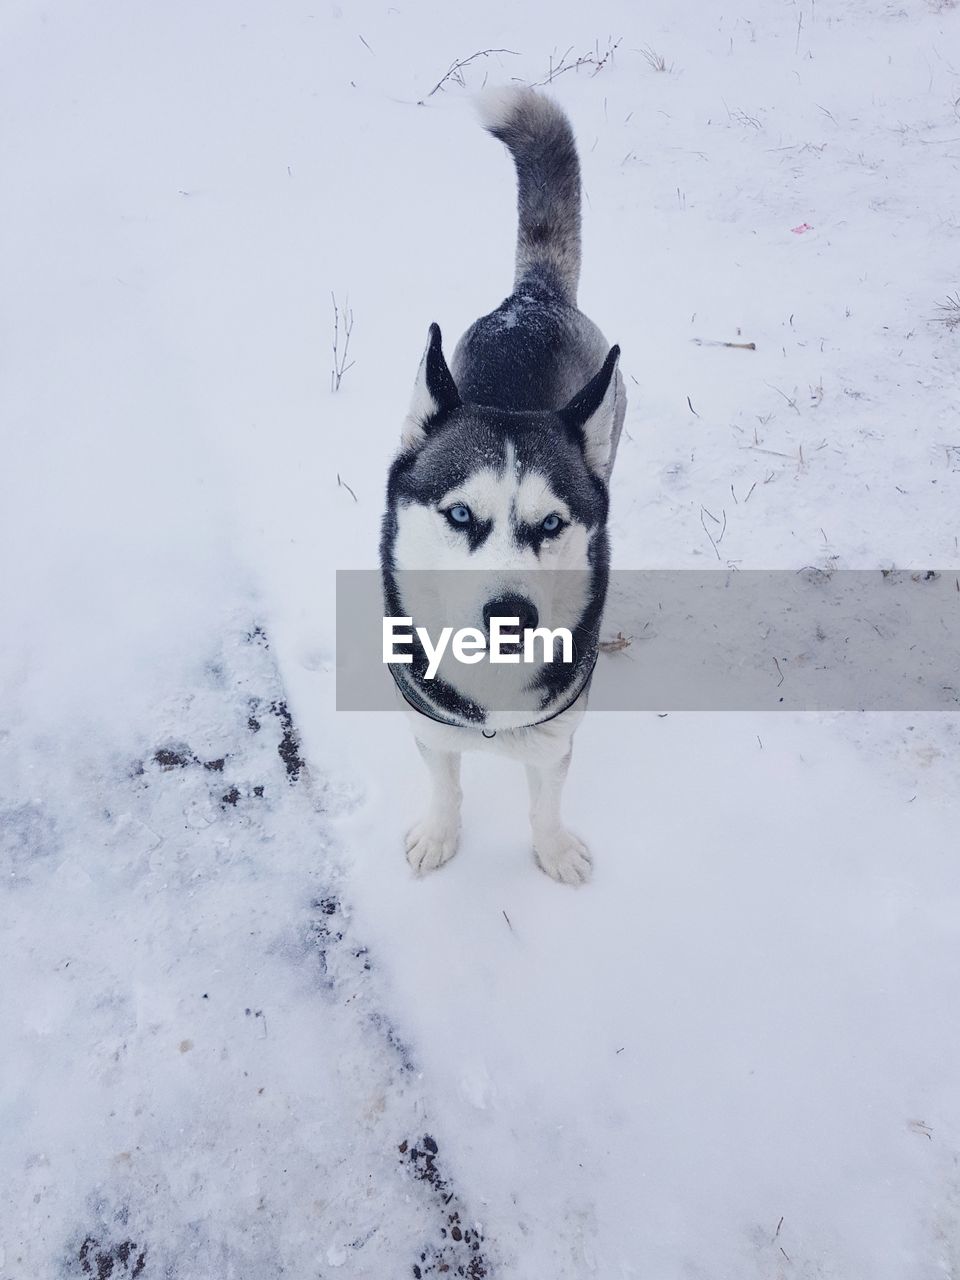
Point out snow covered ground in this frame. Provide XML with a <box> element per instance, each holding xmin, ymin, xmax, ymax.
<box><xmin>3</xmin><ymin>0</ymin><xmax>960</xmax><ymax>1276</ymax></box>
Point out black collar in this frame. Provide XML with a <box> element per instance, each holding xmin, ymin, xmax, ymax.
<box><xmin>388</xmin><ymin>653</ymin><xmax>598</xmax><ymax>736</ymax></box>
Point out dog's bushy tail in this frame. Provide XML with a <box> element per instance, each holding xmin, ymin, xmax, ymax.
<box><xmin>478</xmin><ymin>86</ymin><xmax>581</xmax><ymax>304</ymax></box>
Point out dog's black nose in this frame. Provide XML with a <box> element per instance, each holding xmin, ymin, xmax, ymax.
<box><xmin>482</xmin><ymin>594</ymin><xmax>539</xmax><ymax>635</ymax></box>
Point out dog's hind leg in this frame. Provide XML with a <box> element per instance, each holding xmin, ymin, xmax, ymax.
<box><xmin>405</xmin><ymin>740</ymin><xmax>462</xmax><ymax>875</ymax></box>
<box><xmin>526</xmin><ymin>750</ymin><xmax>592</xmax><ymax>885</ymax></box>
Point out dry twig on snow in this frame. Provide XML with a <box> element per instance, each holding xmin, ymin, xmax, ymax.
<box><xmin>330</xmin><ymin>293</ymin><xmax>355</xmax><ymax>392</ymax></box>
<box><xmin>535</xmin><ymin>36</ymin><xmax>622</xmax><ymax>86</ymax></box>
<box><xmin>418</xmin><ymin>48</ymin><xmax>519</xmax><ymax>103</ymax></box>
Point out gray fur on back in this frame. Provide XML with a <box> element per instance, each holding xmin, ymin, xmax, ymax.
<box><xmin>450</xmin><ymin>88</ymin><xmax>625</xmax><ymax>478</ymax></box>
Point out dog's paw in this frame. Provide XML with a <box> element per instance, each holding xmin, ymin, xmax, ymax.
<box><xmin>405</xmin><ymin>817</ymin><xmax>460</xmax><ymax>875</ymax></box>
<box><xmin>533</xmin><ymin>828</ymin><xmax>592</xmax><ymax>885</ymax></box>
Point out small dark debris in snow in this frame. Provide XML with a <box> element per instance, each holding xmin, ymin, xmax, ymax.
<box><xmin>269</xmin><ymin>699</ymin><xmax>305</xmax><ymax>782</ymax></box>
<box><xmin>308</xmin><ymin>898</ymin><xmax>346</xmax><ymax>985</ymax></box>
<box><xmin>306</xmin><ymin>892</ymin><xmax>442</xmax><ymax>1185</ymax></box>
<box><xmin>151</xmin><ymin>748</ymin><xmax>230</xmax><ymax>776</ymax></box>
<box><xmin>308</xmin><ymin>892</ymin><xmax>394</xmax><ymax>1042</ymax></box>
<box><xmin>369</xmin><ymin>1010</ymin><xmax>415</xmax><ymax>1069</ymax></box>
<box><xmin>245</xmin><ymin>624</ymin><xmax>269</xmax><ymax>648</ymax></box>
<box><xmin>76</xmin><ymin>1234</ymin><xmax>146</xmax><ymax>1279</ymax></box>
<box><xmin>401</xmin><ymin>1138</ymin><xmax>488</xmax><ymax>1277</ymax></box>
<box><xmin>153</xmin><ymin>747</ymin><xmax>194</xmax><ymax>770</ymax></box>
<box><xmin>218</xmin><ymin>784</ymin><xmax>264</xmax><ymax>808</ymax></box>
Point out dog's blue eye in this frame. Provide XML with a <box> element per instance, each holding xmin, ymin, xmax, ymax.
<box><xmin>542</xmin><ymin>513</ymin><xmax>563</xmax><ymax>534</ymax></box>
<box><xmin>448</xmin><ymin>504</ymin><xmax>472</xmax><ymax>526</ymax></box>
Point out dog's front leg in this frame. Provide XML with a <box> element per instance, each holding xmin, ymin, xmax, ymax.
<box><xmin>405</xmin><ymin>739</ymin><xmax>462</xmax><ymax>875</ymax></box>
<box><xmin>526</xmin><ymin>749</ymin><xmax>592</xmax><ymax>885</ymax></box>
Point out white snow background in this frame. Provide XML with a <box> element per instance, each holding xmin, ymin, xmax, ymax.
<box><xmin>2</xmin><ymin>0</ymin><xmax>960</xmax><ymax>1276</ymax></box>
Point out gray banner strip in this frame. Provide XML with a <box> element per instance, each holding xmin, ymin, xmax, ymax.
<box><xmin>337</xmin><ymin>569</ymin><xmax>960</xmax><ymax>711</ymax></box>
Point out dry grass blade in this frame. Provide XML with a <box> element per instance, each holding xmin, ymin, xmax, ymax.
<box><xmin>700</xmin><ymin>505</ymin><xmax>723</xmax><ymax>560</ymax></box>
<box><xmin>932</xmin><ymin>291</ymin><xmax>960</xmax><ymax>328</ymax></box>
<box><xmin>637</xmin><ymin>44</ymin><xmax>670</xmax><ymax>72</ymax></box>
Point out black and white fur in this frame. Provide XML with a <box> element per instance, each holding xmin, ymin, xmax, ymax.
<box><xmin>381</xmin><ymin>87</ymin><xmax>624</xmax><ymax>885</ymax></box>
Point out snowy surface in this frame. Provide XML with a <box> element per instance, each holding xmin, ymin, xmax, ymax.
<box><xmin>3</xmin><ymin>0</ymin><xmax>960</xmax><ymax>1276</ymax></box>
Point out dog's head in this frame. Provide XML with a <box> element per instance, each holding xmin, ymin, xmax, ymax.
<box><xmin>383</xmin><ymin>324</ymin><xmax>619</xmax><ymax>571</ymax></box>
<box><xmin>380</xmin><ymin>324</ymin><xmax>619</xmax><ymax>723</ymax></box>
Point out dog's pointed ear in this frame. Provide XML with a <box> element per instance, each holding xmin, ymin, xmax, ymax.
<box><xmin>401</xmin><ymin>323</ymin><xmax>461</xmax><ymax>448</ymax></box>
<box><xmin>558</xmin><ymin>345</ymin><xmax>621</xmax><ymax>478</ymax></box>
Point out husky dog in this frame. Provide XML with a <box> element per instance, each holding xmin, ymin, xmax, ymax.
<box><xmin>380</xmin><ymin>87</ymin><xmax>624</xmax><ymax>885</ymax></box>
